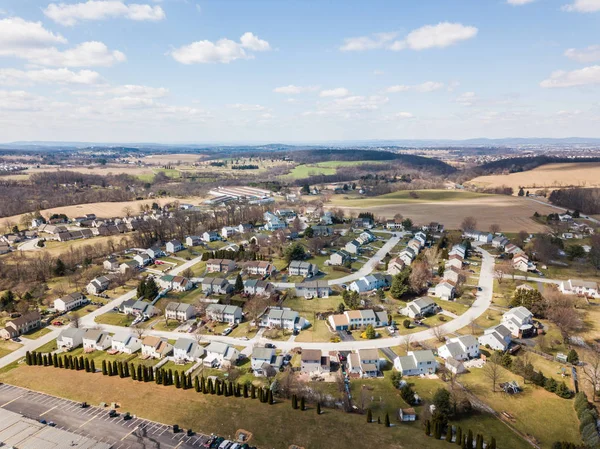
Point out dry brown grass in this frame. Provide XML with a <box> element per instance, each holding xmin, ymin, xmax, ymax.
<box><xmin>467</xmin><ymin>162</ymin><xmax>600</xmax><ymax>192</ymax></box>
<box><xmin>2</xmin><ymin>165</ymin><xmax>157</xmax><ymax>181</ymax></box>
<box><xmin>141</xmin><ymin>154</ymin><xmax>208</xmax><ymax>164</ymax></box>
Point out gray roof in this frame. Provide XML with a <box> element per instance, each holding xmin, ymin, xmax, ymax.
<box><xmin>206</xmin><ymin>304</ymin><xmax>241</xmax><ymax>315</ymax></box>
<box><xmin>412</xmin><ymin>297</ymin><xmax>435</xmax><ymax>310</ymax></box>
<box><xmin>174</xmin><ymin>338</ymin><xmax>197</xmax><ymax>352</ymax></box>
<box><xmin>58</xmin><ymin>328</ymin><xmax>86</xmax><ymax>339</ymax></box>
<box><xmin>205</xmin><ymin>341</ymin><xmax>231</xmax><ymax>355</ymax></box>
<box><xmin>411</xmin><ymin>349</ymin><xmax>436</xmax><ymax>363</ymax></box>
<box><xmin>252</xmin><ymin>346</ymin><xmax>275</xmax><ymax>361</ymax></box>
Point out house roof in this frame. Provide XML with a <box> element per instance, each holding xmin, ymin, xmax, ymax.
<box><xmin>301</xmin><ymin>349</ymin><xmax>321</xmax><ymax>362</ymax></box>
<box><xmin>359</xmin><ymin>348</ymin><xmax>378</xmax><ymax>361</ymax></box>
<box><xmin>252</xmin><ymin>347</ymin><xmax>275</xmax><ymax>360</ymax></box>
<box><xmin>58</xmin><ymin>328</ymin><xmax>85</xmax><ymax>339</ymax></box>
<box><xmin>330</xmin><ymin>314</ymin><xmax>349</xmax><ymax>327</ymax></box>
<box><xmin>205</xmin><ymin>341</ymin><xmax>231</xmax><ymax>355</ymax></box>
<box><xmin>7</xmin><ymin>311</ymin><xmax>41</xmax><ymax>327</ymax></box>
<box><xmin>411</xmin><ymin>349</ymin><xmax>436</xmax><ymax>363</ymax></box>
<box><xmin>411</xmin><ymin>297</ymin><xmax>435</xmax><ymax>310</ymax></box>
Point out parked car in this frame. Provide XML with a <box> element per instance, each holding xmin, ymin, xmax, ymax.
<box><xmin>264</xmin><ymin>343</ymin><xmax>275</xmax><ymax>349</ymax></box>
<box><xmin>48</xmin><ymin>422</ymin><xmax>56</xmax><ymax>427</ymax></box>
<box><xmin>221</xmin><ymin>328</ymin><xmax>232</xmax><ymax>336</ymax></box>
<box><xmin>123</xmin><ymin>412</ymin><xmax>132</xmax><ymax>421</ymax></box>
<box><xmin>80</xmin><ymin>402</ymin><xmax>88</xmax><ymax>408</ymax></box>
<box><xmin>39</xmin><ymin>419</ymin><xmax>47</xmax><ymax>424</ymax></box>
<box><xmin>108</xmin><ymin>410</ymin><xmax>118</xmax><ymax>418</ymax></box>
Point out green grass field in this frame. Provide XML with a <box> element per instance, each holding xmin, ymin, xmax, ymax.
<box><xmin>315</xmin><ymin>160</ymin><xmax>386</xmax><ymax>168</ymax></box>
<box><xmin>285</xmin><ymin>164</ymin><xmax>337</xmax><ymax>179</ymax></box>
<box><xmin>94</xmin><ymin>312</ymin><xmax>135</xmax><ymax>327</ymax></box>
<box><xmin>328</xmin><ymin>189</ymin><xmax>491</xmax><ymax>207</ymax></box>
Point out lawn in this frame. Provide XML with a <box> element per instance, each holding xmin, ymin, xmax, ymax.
<box><xmin>0</xmin><ymin>340</ymin><xmax>21</xmax><ymax>358</ymax></box>
<box><xmin>328</xmin><ymin>189</ymin><xmax>490</xmax><ymax>207</ymax></box>
<box><xmin>459</xmin><ymin>367</ymin><xmax>580</xmax><ymax>448</ymax></box>
<box><xmin>315</xmin><ymin>160</ymin><xmax>386</xmax><ymax>168</ymax></box>
<box><xmin>0</xmin><ymin>365</ymin><xmax>493</xmax><ymax>449</ymax></box>
<box><xmin>285</xmin><ymin>164</ymin><xmax>337</xmax><ymax>179</ymax></box>
<box><xmin>94</xmin><ymin>311</ymin><xmax>135</xmax><ymax>327</ymax></box>
<box><xmin>432</xmin><ymin>298</ymin><xmax>469</xmax><ymax>316</ymax></box>
<box><xmin>282</xmin><ymin>296</ymin><xmax>343</xmax><ymax>314</ymax></box>
<box><xmin>294</xmin><ymin>319</ymin><xmax>335</xmax><ymax>342</ymax></box>
<box><xmin>24</xmin><ymin>327</ymin><xmax>52</xmax><ymax>339</ymax></box>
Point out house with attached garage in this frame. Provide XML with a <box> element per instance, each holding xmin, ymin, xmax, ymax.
<box><xmin>401</xmin><ymin>297</ymin><xmax>437</xmax><ymax>319</ymax></box>
<box><xmin>221</xmin><ymin>226</ymin><xmax>238</xmax><ymax>239</ymax></box>
<box><xmin>393</xmin><ymin>350</ymin><xmax>438</xmax><ymax>376</ymax></box>
<box><xmin>345</xmin><ymin>239</ymin><xmax>362</xmax><ymax>255</ymax></box>
<box><xmin>559</xmin><ymin>279</ymin><xmax>600</xmax><ymax>298</ymax></box>
<box><xmin>327</xmin><ymin>309</ymin><xmax>389</xmax><ymax>331</ymax></box>
<box><xmin>263</xmin><ymin>212</ymin><xmax>287</xmax><ymax>231</ymax></box>
<box><xmin>329</xmin><ymin>250</ymin><xmax>352</xmax><ymax>266</ymax></box>
<box><xmin>443</xmin><ymin>267</ymin><xmax>461</xmax><ymax>284</ymax></box>
<box><xmin>386</xmin><ymin>219</ymin><xmax>404</xmax><ymax>230</ymax></box>
<box><xmin>203</xmin><ymin>341</ymin><xmax>239</xmax><ymax>368</ymax></box>
<box><xmin>243</xmin><ymin>279</ymin><xmax>273</xmax><ymax>297</ymax></box>
<box><xmin>0</xmin><ymin>311</ymin><xmax>41</xmax><ymax>340</ymax></box>
<box><xmin>159</xmin><ymin>275</ymin><xmax>193</xmax><ymax>292</ymax></box>
<box><xmin>387</xmin><ymin>257</ymin><xmax>405</xmax><ymax>275</ymax></box>
<box><xmin>438</xmin><ymin>335</ymin><xmax>480</xmax><ymax>361</ymax></box>
<box><xmin>348</xmin><ymin>348</ymin><xmax>380</xmax><ymax>378</ymax></box>
<box><xmin>202</xmin><ymin>231</ymin><xmax>220</xmax><ymax>242</ymax></box>
<box><xmin>349</xmin><ymin>273</ymin><xmax>391</xmax><ymax>293</ymax></box>
<box><xmin>120</xmin><ymin>299</ymin><xmax>159</xmax><ymax>318</ymax></box>
<box><xmin>173</xmin><ymin>338</ymin><xmax>205</xmax><ymax>362</ymax></box>
<box><xmin>206</xmin><ymin>258</ymin><xmax>236</xmax><ymax>273</ymax></box>
<box><xmin>165</xmin><ymin>302</ymin><xmax>196</xmax><ymax>322</ymax></box>
<box><xmin>141</xmin><ymin>336</ymin><xmax>173</xmax><ymax>359</ymax></box>
<box><xmin>146</xmin><ymin>246</ymin><xmax>165</xmax><ymax>259</ymax></box>
<box><xmin>82</xmin><ymin>329</ymin><xmax>112</xmax><ymax>352</ymax></box>
<box><xmin>57</xmin><ymin>328</ymin><xmax>86</xmax><ymax>350</ymax></box>
<box><xmin>398</xmin><ymin>408</ymin><xmax>417</xmax><ymax>422</ymax></box>
<box><xmin>111</xmin><ymin>333</ymin><xmax>141</xmax><ymax>354</ymax></box>
<box><xmin>449</xmin><ymin>244</ymin><xmax>467</xmax><ymax>259</ymax></box>
<box><xmin>201</xmin><ymin>277</ymin><xmax>232</xmax><ymax>295</ymax></box>
<box><xmin>133</xmin><ymin>253</ymin><xmax>152</xmax><ymax>267</ymax></box>
<box><xmin>478</xmin><ymin>324</ymin><xmax>512</xmax><ymax>351</ymax></box>
<box><xmin>166</xmin><ymin>239</ymin><xmax>184</xmax><ymax>253</ymax></box>
<box><xmin>289</xmin><ymin>260</ymin><xmax>318</xmax><ymax>277</ymax></box>
<box><xmin>312</xmin><ymin>225</ymin><xmax>333</xmax><ymax>237</ymax></box>
<box><xmin>513</xmin><ymin>253</ymin><xmax>535</xmax><ymax>272</ymax></box>
<box><xmin>399</xmin><ymin>247</ymin><xmax>416</xmax><ymax>266</ymax></box>
<box><xmin>492</xmin><ymin>236</ymin><xmax>509</xmax><ymax>249</ymax></box>
<box><xmin>463</xmin><ymin>230</ymin><xmax>493</xmax><ymax>244</ymax></box>
<box><xmin>244</xmin><ymin>261</ymin><xmax>276</xmax><ymax>276</ymax></box>
<box><xmin>295</xmin><ymin>280</ymin><xmax>331</xmax><ymax>298</ymax></box>
<box><xmin>502</xmin><ymin>306</ymin><xmax>535</xmax><ymax>338</ymax></box>
<box><xmin>54</xmin><ymin>292</ymin><xmax>88</xmax><ymax>312</ymax></box>
<box><xmin>205</xmin><ymin>304</ymin><xmax>243</xmax><ymax>324</ymax></box>
<box><xmin>103</xmin><ymin>258</ymin><xmax>120</xmax><ymax>271</ymax></box>
<box><xmin>251</xmin><ymin>346</ymin><xmax>284</xmax><ymax>377</ymax></box>
<box><xmin>238</xmin><ymin>223</ymin><xmax>253</xmax><ymax>234</ymax></box>
<box><xmin>300</xmin><ymin>349</ymin><xmax>331</xmax><ymax>374</ymax></box>
<box><xmin>185</xmin><ymin>235</ymin><xmax>202</xmax><ymax>247</ymax></box>
<box><xmin>86</xmin><ymin>275</ymin><xmax>113</xmax><ymax>295</ymax></box>
<box><xmin>260</xmin><ymin>307</ymin><xmax>307</xmax><ymax>330</ymax></box>
<box><xmin>119</xmin><ymin>260</ymin><xmax>138</xmax><ymax>273</ymax></box>
<box><xmin>434</xmin><ymin>281</ymin><xmax>455</xmax><ymax>301</ymax></box>
<box><xmin>445</xmin><ymin>257</ymin><xmax>463</xmax><ymax>270</ymax></box>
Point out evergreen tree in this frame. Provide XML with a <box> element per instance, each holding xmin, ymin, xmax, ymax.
<box><xmin>243</xmin><ymin>383</ymin><xmax>248</xmax><ymax>398</ymax></box>
<box><xmin>201</xmin><ymin>376</ymin><xmax>207</xmax><ymax>393</ymax></box>
<box><xmin>292</xmin><ymin>394</ymin><xmax>298</xmax><ymax>409</ymax></box>
<box><xmin>187</xmin><ymin>374</ymin><xmax>192</xmax><ymax>389</ymax></box>
<box><xmin>156</xmin><ymin>369</ymin><xmax>162</xmax><ymax>385</ymax></box>
<box><xmin>456</xmin><ymin>427</ymin><xmax>462</xmax><ymax>446</ymax></box>
<box><xmin>131</xmin><ymin>364</ymin><xmax>137</xmax><ymax>380</ymax></box>
<box><xmin>145</xmin><ymin>277</ymin><xmax>159</xmax><ymax>300</ymax></box>
<box><xmin>385</xmin><ymin>413</ymin><xmax>390</xmax><ymax>427</ymax></box>
<box><xmin>25</xmin><ymin>351</ymin><xmax>32</xmax><ymax>365</ymax></box>
<box><xmin>434</xmin><ymin>421</ymin><xmax>442</xmax><ymax>439</ymax></box>
<box><xmin>102</xmin><ymin>360</ymin><xmax>108</xmax><ymax>375</ymax></box>
<box><xmin>390</xmin><ymin>268</ymin><xmax>411</xmax><ymax>299</ymax></box>
<box><xmin>59</xmin><ymin>356</ymin><xmax>64</xmax><ymax>369</ymax></box>
<box><xmin>37</xmin><ymin>352</ymin><xmax>43</xmax><ymax>365</ymax></box>
<box><xmin>122</xmin><ymin>362</ymin><xmax>128</xmax><ymax>377</ymax></box>
<box><xmin>466</xmin><ymin>430</ymin><xmax>473</xmax><ymax>448</ymax></box>
<box><xmin>175</xmin><ymin>371</ymin><xmax>181</xmax><ymax>388</ymax></box>
<box><xmin>300</xmin><ymin>397</ymin><xmax>305</xmax><ymax>411</ymax></box>
<box><xmin>137</xmin><ymin>364</ymin><xmax>143</xmax><ymax>382</ymax></box>
<box><xmin>446</xmin><ymin>425</ymin><xmax>453</xmax><ymax>442</ymax></box>
<box><xmin>234</xmin><ymin>273</ymin><xmax>244</xmax><ymax>293</ymax></box>
<box><xmin>367</xmin><ymin>409</ymin><xmax>373</xmax><ymax>423</ymax></box>
<box><xmin>251</xmin><ymin>384</ymin><xmax>256</xmax><ymax>399</ymax></box>
<box><xmin>208</xmin><ymin>378</ymin><xmax>215</xmax><ymax>394</ymax></box>
<box><xmin>53</xmin><ymin>353</ymin><xmax>59</xmax><ymax>368</ymax></box>
<box><xmin>489</xmin><ymin>437</ymin><xmax>496</xmax><ymax>449</ymax></box>
<box><xmin>425</xmin><ymin>419</ymin><xmax>430</xmax><ymax>435</ymax></box>
<box><xmin>194</xmin><ymin>376</ymin><xmax>200</xmax><ymax>392</ymax></box>
<box><xmin>54</xmin><ymin>258</ymin><xmax>66</xmax><ymax>276</ymax></box>
<box><xmin>42</xmin><ymin>354</ymin><xmax>48</xmax><ymax>366</ymax></box>
<box><xmin>142</xmin><ymin>366</ymin><xmax>148</xmax><ymax>382</ymax></box>
<box><xmin>85</xmin><ymin>358</ymin><xmax>91</xmax><ymax>373</ymax></box>
<box><xmin>476</xmin><ymin>434</ymin><xmax>483</xmax><ymax>449</ymax></box>
<box><xmin>268</xmin><ymin>389</ymin><xmax>274</xmax><ymax>404</ymax></box>
<box><xmin>107</xmin><ymin>360</ymin><xmax>113</xmax><ymax>375</ymax></box>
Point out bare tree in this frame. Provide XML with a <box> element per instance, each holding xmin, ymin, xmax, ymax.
<box><xmin>469</xmin><ymin>318</ymin><xmax>478</xmax><ymax>335</ymax></box>
<box><xmin>403</xmin><ymin>333</ymin><xmax>414</xmax><ymax>354</ymax></box>
<box><xmin>409</xmin><ymin>260</ymin><xmax>432</xmax><ymax>293</ymax></box>
<box><xmin>544</xmin><ymin>285</ymin><xmax>583</xmax><ymax>342</ymax></box>
<box><xmin>461</xmin><ymin>216</ymin><xmax>477</xmax><ymax>232</ymax></box>
<box><xmin>432</xmin><ymin>324</ymin><xmax>445</xmax><ymax>342</ymax></box>
<box><xmin>495</xmin><ymin>261</ymin><xmax>508</xmax><ymax>285</ymax></box>
<box><xmin>132</xmin><ymin>324</ymin><xmax>146</xmax><ymax>339</ymax></box>
<box><xmin>482</xmin><ymin>352</ymin><xmax>504</xmax><ymax>392</ymax></box>
<box><xmin>582</xmin><ymin>349</ymin><xmax>600</xmax><ymax>401</ymax></box>
<box><xmin>69</xmin><ymin>312</ymin><xmax>80</xmax><ymax>329</ymax></box>
<box><xmin>489</xmin><ymin>224</ymin><xmax>501</xmax><ymax>235</ymax></box>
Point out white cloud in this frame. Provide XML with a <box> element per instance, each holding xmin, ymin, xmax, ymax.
<box><xmin>507</xmin><ymin>0</ymin><xmax>536</xmax><ymax>5</ymax></box>
<box><xmin>319</xmin><ymin>87</ymin><xmax>349</xmax><ymax>98</ymax></box>
<box><xmin>540</xmin><ymin>65</ymin><xmax>600</xmax><ymax>87</ymax></box>
<box><xmin>456</xmin><ymin>91</ymin><xmax>478</xmax><ymax>106</ymax></box>
<box><xmin>0</xmin><ymin>68</ymin><xmax>103</xmax><ymax>86</ymax></box>
<box><xmin>386</xmin><ymin>81</ymin><xmax>444</xmax><ymax>93</ymax></box>
<box><xmin>0</xmin><ymin>18</ymin><xmax>125</xmax><ymax>67</ymax></box>
<box><xmin>171</xmin><ymin>32</ymin><xmax>270</xmax><ymax>64</ymax></box>
<box><xmin>392</xmin><ymin>22</ymin><xmax>478</xmax><ymax>51</ymax></box>
<box><xmin>227</xmin><ymin>103</ymin><xmax>267</xmax><ymax>111</ymax></box>
<box><xmin>373</xmin><ymin>70</ymin><xmax>385</xmax><ymax>76</ymax></box>
<box><xmin>339</xmin><ymin>32</ymin><xmax>397</xmax><ymax>51</ymax></box>
<box><xmin>109</xmin><ymin>84</ymin><xmax>168</xmax><ymax>98</ymax></box>
<box><xmin>304</xmin><ymin>95</ymin><xmax>389</xmax><ymax>118</ymax></box>
<box><xmin>565</xmin><ymin>45</ymin><xmax>600</xmax><ymax>63</ymax></box>
<box><xmin>384</xmin><ymin>111</ymin><xmax>414</xmax><ymax>120</ymax></box>
<box><xmin>44</xmin><ymin>1</ymin><xmax>166</xmax><ymax>26</ymax></box>
<box><xmin>341</xmin><ymin>23</ymin><xmax>477</xmax><ymax>53</ymax></box>
<box><xmin>0</xmin><ymin>90</ymin><xmax>48</xmax><ymax>111</ymax></box>
<box><xmin>273</xmin><ymin>84</ymin><xmax>318</xmax><ymax>94</ymax></box>
<box><xmin>562</xmin><ymin>0</ymin><xmax>600</xmax><ymax>12</ymax></box>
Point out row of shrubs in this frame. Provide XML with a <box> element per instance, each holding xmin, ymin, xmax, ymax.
<box><xmin>424</xmin><ymin>420</ymin><xmax>496</xmax><ymax>449</ymax></box>
<box><xmin>573</xmin><ymin>392</ymin><xmax>600</xmax><ymax>449</ymax></box>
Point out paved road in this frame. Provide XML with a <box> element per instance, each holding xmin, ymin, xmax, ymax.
<box><xmin>527</xmin><ymin>197</ymin><xmax>600</xmax><ymax>225</ymax></box>
<box><xmin>17</xmin><ymin>238</ymin><xmax>40</xmax><ymax>252</ymax></box>
<box><xmin>0</xmin><ymin>384</ymin><xmax>211</xmax><ymax>449</ymax></box>
<box><xmin>0</xmin><ymin>329</ymin><xmax>61</xmax><ymax>370</ymax></box>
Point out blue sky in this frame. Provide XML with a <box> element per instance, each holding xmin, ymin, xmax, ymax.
<box><xmin>0</xmin><ymin>0</ymin><xmax>599</xmax><ymax>143</ymax></box>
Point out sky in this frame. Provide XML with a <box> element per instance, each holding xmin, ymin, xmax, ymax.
<box><xmin>0</xmin><ymin>0</ymin><xmax>600</xmax><ymax>143</ymax></box>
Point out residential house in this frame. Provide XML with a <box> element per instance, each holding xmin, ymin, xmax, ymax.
<box><xmin>56</xmin><ymin>328</ymin><xmax>86</xmax><ymax>350</ymax></box>
<box><xmin>288</xmin><ymin>260</ymin><xmax>318</xmax><ymax>277</ymax></box>
<box><xmin>513</xmin><ymin>253</ymin><xmax>535</xmax><ymax>272</ymax></box>
<box><xmin>401</xmin><ymin>297</ymin><xmax>437</xmax><ymax>319</ymax></box>
<box><xmin>438</xmin><ymin>335</ymin><xmax>480</xmax><ymax>361</ymax></box>
<box><xmin>329</xmin><ymin>250</ymin><xmax>351</xmax><ymax>266</ymax></box>
<box><xmin>387</xmin><ymin>257</ymin><xmax>405</xmax><ymax>275</ymax></box>
<box><xmin>449</xmin><ymin>244</ymin><xmax>467</xmax><ymax>259</ymax></box>
<box><xmin>220</xmin><ymin>226</ymin><xmax>237</xmax><ymax>240</ymax></box>
<box><xmin>434</xmin><ymin>281</ymin><xmax>455</xmax><ymax>301</ymax></box>
<box><xmin>478</xmin><ymin>324</ymin><xmax>512</xmax><ymax>351</ymax></box>
<box><xmin>82</xmin><ymin>329</ymin><xmax>112</xmax><ymax>352</ymax></box>
<box><xmin>445</xmin><ymin>358</ymin><xmax>467</xmax><ymax>375</ymax></box>
<box><xmin>251</xmin><ymin>347</ymin><xmax>283</xmax><ymax>377</ymax></box>
<box><xmin>243</xmin><ymin>279</ymin><xmax>273</xmax><ymax>296</ymax></box>
<box><xmin>559</xmin><ymin>279</ymin><xmax>600</xmax><ymax>299</ymax></box>
<box><xmin>445</xmin><ymin>257</ymin><xmax>463</xmax><ymax>270</ymax></box>
<box><xmin>111</xmin><ymin>333</ymin><xmax>141</xmax><ymax>354</ymax></box>
<box><xmin>295</xmin><ymin>280</ymin><xmax>331</xmax><ymax>298</ymax></box>
<box><xmin>173</xmin><ymin>338</ymin><xmax>205</xmax><ymax>362</ymax></box>
<box><xmin>393</xmin><ymin>350</ymin><xmax>438</xmax><ymax>376</ymax></box>
<box><xmin>166</xmin><ymin>239</ymin><xmax>184</xmax><ymax>253</ymax></box>
<box><xmin>206</xmin><ymin>259</ymin><xmax>236</xmax><ymax>273</ymax></box>
<box><xmin>399</xmin><ymin>247</ymin><xmax>416</xmax><ymax>266</ymax></box>
<box><xmin>119</xmin><ymin>260</ymin><xmax>138</xmax><ymax>273</ymax></box>
<box><xmin>320</xmin><ymin>211</ymin><xmax>333</xmax><ymax>225</ymax></box>
<box><xmin>244</xmin><ymin>261</ymin><xmax>276</xmax><ymax>276</ymax></box>
<box><xmin>386</xmin><ymin>219</ymin><xmax>404</xmax><ymax>230</ymax></box>
<box><xmin>328</xmin><ymin>309</ymin><xmax>389</xmax><ymax>331</ymax></box>
<box><xmin>312</xmin><ymin>225</ymin><xmax>332</xmax><ymax>237</ymax></box>
<box><xmin>201</xmin><ymin>277</ymin><xmax>232</xmax><ymax>295</ymax></box>
<box><xmin>300</xmin><ymin>349</ymin><xmax>331</xmax><ymax>374</ymax></box>
<box><xmin>54</xmin><ymin>292</ymin><xmax>87</xmax><ymax>312</ymax></box>
<box><xmin>502</xmin><ymin>306</ymin><xmax>535</xmax><ymax>338</ymax></box>
<box><xmin>505</xmin><ymin>243</ymin><xmax>523</xmax><ymax>255</ymax></box>
<box><xmin>120</xmin><ymin>299</ymin><xmax>159</xmax><ymax>318</ymax></box>
<box><xmin>443</xmin><ymin>267</ymin><xmax>461</xmax><ymax>284</ymax></box>
<box><xmin>103</xmin><ymin>258</ymin><xmax>120</xmax><ymax>271</ymax></box>
<box><xmin>133</xmin><ymin>253</ymin><xmax>151</xmax><ymax>267</ymax></box>
<box><xmin>86</xmin><ymin>276</ymin><xmax>112</xmax><ymax>295</ymax></box>
<box><xmin>202</xmin><ymin>231</ymin><xmax>220</xmax><ymax>242</ymax></box>
<box><xmin>463</xmin><ymin>231</ymin><xmax>493</xmax><ymax>243</ymax></box>
<box><xmin>165</xmin><ymin>302</ymin><xmax>196</xmax><ymax>322</ymax></box>
<box><xmin>0</xmin><ymin>243</ymin><xmax>10</xmax><ymax>255</ymax></box>
<box><xmin>206</xmin><ymin>304</ymin><xmax>243</xmax><ymax>324</ymax></box>
<box><xmin>141</xmin><ymin>336</ymin><xmax>173</xmax><ymax>359</ymax></box>
<box><xmin>264</xmin><ymin>212</ymin><xmax>286</xmax><ymax>231</ymax></box>
<box><xmin>345</xmin><ymin>239</ymin><xmax>361</xmax><ymax>255</ymax></box>
<box><xmin>352</xmin><ymin>217</ymin><xmax>373</xmax><ymax>229</ymax></box>
<box><xmin>349</xmin><ymin>273</ymin><xmax>391</xmax><ymax>293</ymax></box>
<box><xmin>347</xmin><ymin>348</ymin><xmax>380</xmax><ymax>378</ymax></box>
<box><xmin>0</xmin><ymin>311</ymin><xmax>41</xmax><ymax>339</ymax></box>
<box><xmin>260</xmin><ymin>307</ymin><xmax>306</xmax><ymax>330</ymax></box>
<box><xmin>414</xmin><ymin>231</ymin><xmax>427</xmax><ymax>246</ymax></box>
<box><xmin>398</xmin><ymin>408</ymin><xmax>417</xmax><ymax>422</ymax></box>
<box><xmin>203</xmin><ymin>341</ymin><xmax>239</xmax><ymax>368</ymax></box>
<box><xmin>158</xmin><ymin>275</ymin><xmax>193</xmax><ymax>292</ymax></box>
<box><xmin>492</xmin><ymin>236</ymin><xmax>509</xmax><ymax>249</ymax></box>
<box><xmin>238</xmin><ymin>223</ymin><xmax>253</xmax><ymax>234</ymax></box>
<box><xmin>185</xmin><ymin>235</ymin><xmax>202</xmax><ymax>247</ymax></box>
<box><xmin>146</xmin><ymin>247</ymin><xmax>164</xmax><ymax>259</ymax></box>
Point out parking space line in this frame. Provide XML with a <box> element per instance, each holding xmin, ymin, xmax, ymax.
<box><xmin>126</xmin><ymin>418</ymin><xmax>140</xmax><ymax>428</ymax></box>
<box><xmin>121</xmin><ymin>426</ymin><xmax>138</xmax><ymax>441</ymax></box>
<box><xmin>39</xmin><ymin>405</ymin><xmax>58</xmax><ymax>416</ymax></box>
<box><xmin>1</xmin><ymin>394</ymin><xmax>24</xmax><ymax>407</ymax></box>
<box><xmin>78</xmin><ymin>415</ymin><xmax>97</xmax><ymax>428</ymax></box>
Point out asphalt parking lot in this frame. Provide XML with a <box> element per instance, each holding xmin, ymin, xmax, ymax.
<box><xmin>0</xmin><ymin>383</ymin><xmax>212</xmax><ymax>449</ymax></box>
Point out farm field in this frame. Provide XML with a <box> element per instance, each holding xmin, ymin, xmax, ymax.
<box><xmin>285</xmin><ymin>164</ymin><xmax>337</xmax><ymax>179</ymax></box>
<box><xmin>1</xmin><ymin>366</ymin><xmax>468</xmax><ymax>449</ymax></box>
<box><xmin>467</xmin><ymin>162</ymin><xmax>600</xmax><ymax>193</ymax></box>
<box><xmin>1</xmin><ymin>165</ymin><xmax>157</xmax><ymax>181</ymax></box>
<box><xmin>326</xmin><ymin>191</ymin><xmax>558</xmax><ymax>232</ymax></box>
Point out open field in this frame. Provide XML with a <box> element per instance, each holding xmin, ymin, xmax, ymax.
<box><xmin>467</xmin><ymin>162</ymin><xmax>600</xmax><ymax>193</ymax></box>
<box><xmin>1</xmin><ymin>366</ymin><xmax>463</xmax><ymax>449</ymax></box>
<box><xmin>0</xmin><ymin>340</ymin><xmax>21</xmax><ymax>358</ymax></box>
<box><xmin>2</xmin><ymin>165</ymin><xmax>157</xmax><ymax>181</ymax></box>
<box><xmin>141</xmin><ymin>153</ymin><xmax>208</xmax><ymax>164</ymax></box>
<box><xmin>326</xmin><ymin>191</ymin><xmax>558</xmax><ymax>232</ymax></box>
<box><xmin>0</xmin><ymin>196</ymin><xmax>206</xmax><ymax>228</ymax></box>
<box><xmin>285</xmin><ymin>164</ymin><xmax>337</xmax><ymax>179</ymax></box>
<box><xmin>328</xmin><ymin>189</ymin><xmax>490</xmax><ymax>206</ymax></box>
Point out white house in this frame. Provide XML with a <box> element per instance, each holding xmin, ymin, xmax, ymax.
<box><xmin>57</xmin><ymin>328</ymin><xmax>86</xmax><ymax>350</ymax></box>
<box><xmin>330</xmin><ymin>250</ymin><xmax>352</xmax><ymax>266</ymax></box>
<box><xmin>201</xmin><ymin>277</ymin><xmax>232</xmax><ymax>295</ymax></box>
<box><xmin>347</xmin><ymin>348</ymin><xmax>380</xmax><ymax>378</ymax></box>
<box><xmin>206</xmin><ymin>304</ymin><xmax>243</xmax><ymax>324</ymax></box>
<box><xmin>434</xmin><ymin>281</ymin><xmax>455</xmax><ymax>301</ymax></box>
<box><xmin>438</xmin><ymin>335</ymin><xmax>480</xmax><ymax>361</ymax></box>
<box><xmin>295</xmin><ymin>280</ymin><xmax>331</xmax><ymax>298</ymax></box>
<box><xmin>111</xmin><ymin>333</ymin><xmax>141</xmax><ymax>354</ymax></box>
<box><xmin>166</xmin><ymin>240</ymin><xmax>184</xmax><ymax>253</ymax></box>
<box><xmin>502</xmin><ymin>306</ymin><xmax>534</xmax><ymax>338</ymax></box>
<box><xmin>349</xmin><ymin>273</ymin><xmax>391</xmax><ymax>293</ymax></box>
<box><xmin>399</xmin><ymin>248</ymin><xmax>416</xmax><ymax>266</ymax></box>
<box><xmin>103</xmin><ymin>259</ymin><xmax>120</xmax><ymax>271</ymax></box>
<box><xmin>86</xmin><ymin>276</ymin><xmax>112</xmax><ymax>295</ymax></box>
<box><xmin>165</xmin><ymin>302</ymin><xmax>196</xmax><ymax>322</ymax></box>
<box><xmin>243</xmin><ymin>279</ymin><xmax>273</xmax><ymax>296</ymax></box>
<box><xmin>492</xmin><ymin>236</ymin><xmax>509</xmax><ymax>248</ymax></box>
<box><xmin>202</xmin><ymin>231</ymin><xmax>220</xmax><ymax>242</ymax></box>
<box><xmin>244</xmin><ymin>261</ymin><xmax>276</xmax><ymax>276</ymax></box>
<box><xmin>260</xmin><ymin>307</ymin><xmax>306</xmax><ymax>330</ymax></box>
<box><xmin>206</xmin><ymin>259</ymin><xmax>236</xmax><ymax>273</ymax></box>
<box><xmin>264</xmin><ymin>212</ymin><xmax>286</xmax><ymax>231</ymax></box>
<box><xmin>141</xmin><ymin>336</ymin><xmax>173</xmax><ymax>359</ymax></box>
<box><xmin>251</xmin><ymin>346</ymin><xmax>283</xmax><ymax>377</ymax></box>
<box><xmin>54</xmin><ymin>292</ymin><xmax>88</xmax><ymax>312</ymax></box>
<box><xmin>393</xmin><ymin>350</ymin><xmax>438</xmax><ymax>376</ymax></box>
<box><xmin>203</xmin><ymin>341</ymin><xmax>239</xmax><ymax>368</ymax></box>
<box><xmin>82</xmin><ymin>329</ymin><xmax>112</xmax><ymax>352</ymax></box>
<box><xmin>478</xmin><ymin>324</ymin><xmax>512</xmax><ymax>351</ymax></box>
<box><xmin>185</xmin><ymin>236</ymin><xmax>202</xmax><ymax>247</ymax></box>
<box><xmin>345</xmin><ymin>240</ymin><xmax>361</xmax><ymax>255</ymax></box>
<box><xmin>559</xmin><ymin>279</ymin><xmax>600</xmax><ymax>299</ymax></box>
<box><xmin>133</xmin><ymin>253</ymin><xmax>151</xmax><ymax>267</ymax></box>
<box><xmin>328</xmin><ymin>309</ymin><xmax>389</xmax><ymax>331</ymax></box>
<box><xmin>512</xmin><ymin>253</ymin><xmax>533</xmax><ymax>272</ymax></box>
<box><xmin>401</xmin><ymin>297</ymin><xmax>437</xmax><ymax>319</ymax></box>
<box><xmin>300</xmin><ymin>349</ymin><xmax>331</xmax><ymax>374</ymax></box>
<box><xmin>221</xmin><ymin>226</ymin><xmax>238</xmax><ymax>239</ymax></box>
<box><xmin>173</xmin><ymin>338</ymin><xmax>205</xmax><ymax>362</ymax></box>
<box><xmin>463</xmin><ymin>231</ymin><xmax>493</xmax><ymax>243</ymax></box>
<box><xmin>288</xmin><ymin>260</ymin><xmax>318</xmax><ymax>277</ymax></box>
<box><xmin>387</xmin><ymin>257</ymin><xmax>405</xmax><ymax>275</ymax></box>
<box><xmin>146</xmin><ymin>247</ymin><xmax>164</xmax><ymax>259</ymax></box>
